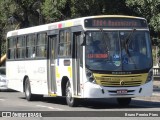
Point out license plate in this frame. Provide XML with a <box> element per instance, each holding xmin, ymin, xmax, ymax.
<box><xmin>117</xmin><ymin>90</ymin><xmax>128</xmax><ymax>94</ymax></box>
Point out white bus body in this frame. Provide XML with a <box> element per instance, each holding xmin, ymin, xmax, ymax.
<box><xmin>6</xmin><ymin>15</ymin><xmax>153</xmax><ymax>107</ymax></box>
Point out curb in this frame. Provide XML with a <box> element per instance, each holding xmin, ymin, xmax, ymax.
<box><xmin>152</xmin><ymin>92</ymin><xmax>160</xmax><ymax>96</ymax></box>
<box><xmin>133</xmin><ymin>92</ymin><xmax>160</xmax><ymax>102</ymax></box>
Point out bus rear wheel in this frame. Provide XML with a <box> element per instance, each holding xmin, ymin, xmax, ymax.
<box><xmin>117</xmin><ymin>98</ymin><xmax>131</xmax><ymax>106</ymax></box>
<box><xmin>24</xmin><ymin>78</ymin><xmax>36</xmax><ymax>101</ymax></box>
<box><xmin>65</xmin><ymin>81</ymin><xmax>78</xmax><ymax>107</ymax></box>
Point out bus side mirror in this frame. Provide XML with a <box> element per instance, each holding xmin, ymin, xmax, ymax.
<box><xmin>80</xmin><ymin>33</ymin><xmax>86</xmax><ymax>46</ymax></box>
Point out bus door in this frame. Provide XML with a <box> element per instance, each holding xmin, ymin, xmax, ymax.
<box><xmin>48</xmin><ymin>35</ymin><xmax>57</xmax><ymax>93</ymax></box>
<box><xmin>72</xmin><ymin>32</ymin><xmax>82</xmax><ymax>96</ymax></box>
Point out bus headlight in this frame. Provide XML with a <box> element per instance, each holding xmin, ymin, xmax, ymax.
<box><xmin>0</xmin><ymin>77</ymin><xmax>6</xmax><ymax>82</ymax></box>
<box><xmin>145</xmin><ymin>70</ymin><xmax>153</xmax><ymax>83</ymax></box>
<box><xmin>86</xmin><ymin>69</ymin><xmax>96</xmax><ymax>84</ymax></box>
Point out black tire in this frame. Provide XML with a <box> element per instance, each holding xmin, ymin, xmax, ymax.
<box><xmin>117</xmin><ymin>98</ymin><xmax>131</xmax><ymax>106</ymax></box>
<box><xmin>24</xmin><ymin>78</ymin><xmax>36</xmax><ymax>101</ymax></box>
<box><xmin>65</xmin><ymin>81</ymin><xmax>78</xmax><ymax>107</ymax></box>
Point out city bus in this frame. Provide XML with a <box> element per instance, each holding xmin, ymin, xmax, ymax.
<box><xmin>6</xmin><ymin>15</ymin><xmax>153</xmax><ymax>107</ymax></box>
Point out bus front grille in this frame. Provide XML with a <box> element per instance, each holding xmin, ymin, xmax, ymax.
<box><xmin>94</xmin><ymin>76</ymin><xmax>145</xmax><ymax>87</ymax></box>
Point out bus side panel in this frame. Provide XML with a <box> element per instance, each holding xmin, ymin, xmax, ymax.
<box><xmin>6</xmin><ymin>60</ymin><xmax>48</xmax><ymax>95</ymax></box>
<box><xmin>6</xmin><ymin>61</ymin><xmax>24</xmax><ymax>92</ymax></box>
<box><xmin>55</xmin><ymin>58</ymin><xmax>84</xmax><ymax>97</ymax></box>
<box><xmin>25</xmin><ymin>60</ymin><xmax>48</xmax><ymax>95</ymax></box>
<box><xmin>55</xmin><ymin>58</ymin><xmax>73</xmax><ymax>96</ymax></box>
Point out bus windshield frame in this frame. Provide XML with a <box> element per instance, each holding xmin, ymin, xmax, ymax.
<box><xmin>85</xmin><ymin>30</ymin><xmax>153</xmax><ymax>71</ymax></box>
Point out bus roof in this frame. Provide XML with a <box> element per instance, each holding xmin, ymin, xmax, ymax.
<box><xmin>7</xmin><ymin>15</ymin><xmax>146</xmax><ymax>37</ymax></box>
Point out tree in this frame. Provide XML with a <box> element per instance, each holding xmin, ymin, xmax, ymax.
<box><xmin>73</xmin><ymin>0</ymin><xmax>131</xmax><ymax>16</ymax></box>
<box><xmin>42</xmin><ymin>0</ymin><xmax>68</xmax><ymax>22</ymax></box>
<box><xmin>0</xmin><ymin>0</ymin><xmax>45</xmax><ymax>29</ymax></box>
<box><xmin>1</xmin><ymin>0</ymin><xmax>159</xmax><ymax>57</ymax></box>
<box><xmin>42</xmin><ymin>0</ymin><xmax>131</xmax><ymax>22</ymax></box>
<box><xmin>126</xmin><ymin>0</ymin><xmax>160</xmax><ymax>34</ymax></box>
<box><xmin>126</xmin><ymin>0</ymin><xmax>160</xmax><ymax>60</ymax></box>
<box><xmin>0</xmin><ymin>0</ymin><xmax>45</xmax><ymax>56</ymax></box>
<box><xmin>0</xmin><ymin>0</ymin><xmax>10</xmax><ymax>56</ymax></box>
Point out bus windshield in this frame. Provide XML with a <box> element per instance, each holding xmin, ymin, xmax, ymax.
<box><xmin>85</xmin><ymin>31</ymin><xmax>152</xmax><ymax>71</ymax></box>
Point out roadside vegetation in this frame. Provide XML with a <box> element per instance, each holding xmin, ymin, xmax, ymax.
<box><xmin>0</xmin><ymin>0</ymin><xmax>160</xmax><ymax>63</ymax></box>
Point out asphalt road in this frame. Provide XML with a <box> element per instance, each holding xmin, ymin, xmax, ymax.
<box><xmin>0</xmin><ymin>90</ymin><xmax>160</xmax><ymax>120</ymax></box>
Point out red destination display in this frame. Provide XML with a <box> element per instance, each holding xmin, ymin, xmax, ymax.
<box><xmin>84</xmin><ymin>17</ymin><xmax>147</xmax><ymax>28</ymax></box>
<box><xmin>87</xmin><ymin>54</ymin><xmax>108</xmax><ymax>59</ymax></box>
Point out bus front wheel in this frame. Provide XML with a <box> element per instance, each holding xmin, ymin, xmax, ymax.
<box><xmin>24</xmin><ymin>78</ymin><xmax>35</xmax><ymax>101</ymax></box>
<box><xmin>65</xmin><ymin>81</ymin><xmax>78</xmax><ymax>107</ymax></box>
<box><xmin>117</xmin><ymin>98</ymin><xmax>131</xmax><ymax>106</ymax></box>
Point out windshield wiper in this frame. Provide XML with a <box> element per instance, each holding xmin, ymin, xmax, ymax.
<box><xmin>99</xmin><ymin>28</ymin><xmax>109</xmax><ymax>53</ymax></box>
<box><xmin>123</xmin><ymin>28</ymin><xmax>137</xmax><ymax>69</ymax></box>
<box><xmin>124</xmin><ymin>28</ymin><xmax>136</xmax><ymax>57</ymax></box>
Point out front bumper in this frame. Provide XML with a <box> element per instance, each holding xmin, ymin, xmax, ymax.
<box><xmin>0</xmin><ymin>82</ymin><xmax>8</xmax><ymax>90</ymax></box>
<box><xmin>83</xmin><ymin>81</ymin><xmax>153</xmax><ymax>98</ymax></box>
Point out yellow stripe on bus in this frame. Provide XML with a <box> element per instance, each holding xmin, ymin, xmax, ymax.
<box><xmin>68</xmin><ymin>66</ymin><xmax>72</xmax><ymax>78</ymax></box>
<box><xmin>56</xmin><ymin>67</ymin><xmax>60</xmax><ymax>78</ymax></box>
<box><xmin>65</xmin><ymin>21</ymin><xmax>73</xmax><ymax>27</ymax></box>
<box><xmin>93</xmin><ymin>73</ymin><xmax>148</xmax><ymax>86</ymax></box>
<box><xmin>49</xmin><ymin>92</ymin><xmax>57</xmax><ymax>97</ymax></box>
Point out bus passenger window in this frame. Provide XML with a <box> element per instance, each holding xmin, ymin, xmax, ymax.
<box><xmin>31</xmin><ymin>48</ymin><xmax>36</xmax><ymax>58</ymax></box>
<box><xmin>58</xmin><ymin>30</ymin><xmax>71</xmax><ymax>57</ymax></box>
<box><xmin>16</xmin><ymin>36</ymin><xmax>25</xmax><ymax>59</ymax></box>
<box><xmin>7</xmin><ymin>38</ymin><xmax>16</xmax><ymax>59</ymax></box>
<box><xmin>36</xmin><ymin>33</ymin><xmax>47</xmax><ymax>58</ymax></box>
<box><xmin>26</xmin><ymin>34</ymin><xmax>35</xmax><ymax>58</ymax></box>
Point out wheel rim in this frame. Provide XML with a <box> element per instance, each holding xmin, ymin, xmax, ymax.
<box><xmin>66</xmin><ymin>82</ymin><xmax>73</xmax><ymax>103</ymax></box>
<box><xmin>25</xmin><ymin>81</ymin><xmax>30</xmax><ymax>97</ymax></box>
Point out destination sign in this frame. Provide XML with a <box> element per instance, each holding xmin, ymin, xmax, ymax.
<box><xmin>84</xmin><ymin>17</ymin><xmax>148</xmax><ymax>28</ymax></box>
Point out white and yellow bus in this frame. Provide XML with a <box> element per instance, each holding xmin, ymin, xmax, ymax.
<box><xmin>6</xmin><ymin>15</ymin><xmax>153</xmax><ymax>107</ymax></box>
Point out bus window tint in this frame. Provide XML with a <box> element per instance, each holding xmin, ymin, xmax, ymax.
<box><xmin>17</xmin><ymin>36</ymin><xmax>25</xmax><ymax>59</ymax></box>
<box><xmin>85</xmin><ymin>31</ymin><xmax>152</xmax><ymax>71</ymax></box>
<box><xmin>58</xmin><ymin>30</ymin><xmax>71</xmax><ymax>57</ymax></box>
<box><xmin>26</xmin><ymin>34</ymin><xmax>35</xmax><ymax>58</ymax></box>
<box><xmin>36</xmin><ymin>33</ymin><xmax>47</xmax><ymax>58</ymax></box>
<box><xmin>8</xmin><ymin>38</ymin><xmax>16</xmax><ymax>59</ymax></box>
